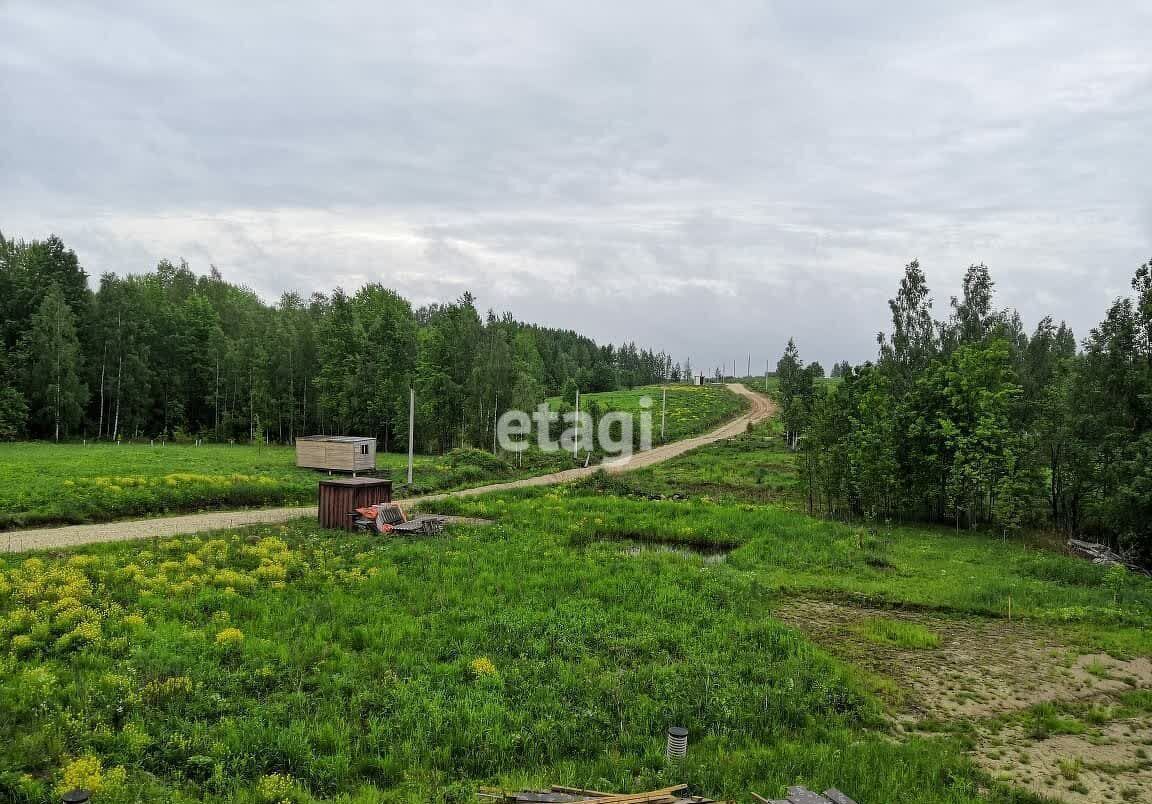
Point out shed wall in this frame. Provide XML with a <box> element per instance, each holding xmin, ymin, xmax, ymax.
<box><xmin>296</xmin><ymin>438</ymin><xmax>377</xmax><ymax>471</ymax></box>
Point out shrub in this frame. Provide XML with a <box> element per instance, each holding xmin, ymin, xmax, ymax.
<box><xmin>445</xmin><ymin>448</ymin><xmax>510</xmax><ymax>473</ymax></box>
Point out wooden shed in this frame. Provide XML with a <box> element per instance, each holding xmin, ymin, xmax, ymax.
<box><xmin>296</xmin><ymin>436</ymin><xmax>377</xmax><ymax>473</ymax></box>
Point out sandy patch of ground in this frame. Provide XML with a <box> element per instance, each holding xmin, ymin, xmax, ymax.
<box><xmin>982</xmin><ymin>718</ymin><xmax>1152</xmax><ymax>804</ymax></box>
<box><xmin>774</xmin><ymin>598</ymin><xmax>1152</xmax><ymax>803</ymax></box>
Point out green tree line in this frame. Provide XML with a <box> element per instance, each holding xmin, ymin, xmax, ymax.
<box><xmin>777</xmin><ymin>258</ymin><xmax>1152</xmax><ymax>560</ymax></box>
<box><xmin>0</xmin><ymin>232</ymin><xmax>684</xmax><ymax>450</ymax></box>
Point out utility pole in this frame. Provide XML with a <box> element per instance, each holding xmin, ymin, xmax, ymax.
<box><xmin>407</xmin><ymin>387</ymin><xmax>415</xmax><ymax>485</ymax></box>
<box><xmin>747</xmin><ymin>354</ymin><xmax>750</xmax><ymax>378</ymax></box>
<box><xmin>492</xmin><ymin>391</ymin><xmax>499</xmax><ymax>454</ymax></box>
<box><xmin>573</xmin><ymin>388</ymin><xmax>580</xmax><ymax>459</ymax></box>
<box><xmin>214</xmin><ymin>357</ymin><xmax>220</xmax><ymax>441</ymax></box>
<box><xmin>661</xmin><ymin>386</ymin><xmax>667</xmax><ymax>442</ymax></box>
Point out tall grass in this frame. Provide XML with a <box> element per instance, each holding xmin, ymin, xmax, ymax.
<box><xmin>0</xmin><ymin>484</ymin><xmax>1086</xmax><ymax>802</ymax></box>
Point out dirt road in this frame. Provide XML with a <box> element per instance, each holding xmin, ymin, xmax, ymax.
<box><xmin>4</xmin><ymin>384</ymin><xmax>775</xmax><ymax>553</ymax></box>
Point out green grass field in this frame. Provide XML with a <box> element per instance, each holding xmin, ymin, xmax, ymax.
<box><xmin>0</xmin><ymin>387</ymin><xmax>745</xmax><ymax>531</ymax></box>
<box><xmin>616</xmin><ymin>419</ymin><xmax>798</xmax><ymax>503</ymax></box>
<box><xmin>3</xmin><ymin>390</ymin><xmax>1150</xmax><ymax>802</ymax></box>
<box><xmin>0</xmin><ymin>492</ymin><xmax>1057</xmax><ymax>804</ymax></box>
<box><xmin>0</xmin><ymin>444</ymin><xmax>569</xmax><ymax>531</ymax></box>
<box><xmin>548</xmin><ymin>384</ymin><xmax>747</xmax><ymax>446</ymax></box>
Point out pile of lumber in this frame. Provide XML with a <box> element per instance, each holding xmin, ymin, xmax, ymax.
<box><xmin>753</xmin><ymin>787</ymin><xmax>859</xmax><ymax>804</ymax></box>
<box><xmin>1067</xmin><ymin>539</ymin><xmax>1150</xmax><ymax>575</ymax></box>
<box><xmin>479</xmin><ymin>784</ymin><xmax>858</xmax><ymax>804</ymax></box>
<box><xmin>478</xmin><ymin>784</ymin><xmax>720</xmax><ymax>803</ymax></box>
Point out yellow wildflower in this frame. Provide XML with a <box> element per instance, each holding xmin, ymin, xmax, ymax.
<box><xmin>56</xmin><ymin>755</ymin><xmax>127</xmax><ymax>796</ymax></box>
<box><xmin>470</xmin><ymin>656</ymin><xmax>498</xmax><ymax>677</ymax></box>
<box><xmin>256</xmin><ymin>772</ymin><xmax>298</xmax><ymax>803</ymax></box>
<box><xmin>255</xmin><ymin>561</ymin><xmax>288</xmax><ymax>582</ymax></box>
<box><xmin>215</xmin><ymin>627</ymin><xmax>244</xmax><ymax>647</ymax></box>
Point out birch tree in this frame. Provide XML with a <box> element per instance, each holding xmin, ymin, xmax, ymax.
<box><xmin>25</xmin><ymin>286</ymin><xmax>88</xmax><ymax>440</ymax></box>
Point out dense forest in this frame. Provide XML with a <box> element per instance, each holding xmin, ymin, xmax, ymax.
<box><xmin>0</xmin><ymin>232</ymin><xmax>684</xmax><ymax>450</ymax></box>
<box><xmin>777</xmin><ymin>259</ymin><xmax>1152</xmax><ymax>560</ymax></box>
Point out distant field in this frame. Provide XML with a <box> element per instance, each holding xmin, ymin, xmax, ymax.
<box><xmin>0</xmin><ymin>386</ymin><xmax>745</xmax><ymax>530</ymax></box>
<box><xmin>0</xmin><ymin>443</ymin><xmax>570</xmax><ymax>531</ymax></box>
<box><xmin>734</xmin><ymin>375</ymin><xmax>841</xmax><ymax>394</ymax></box>
<box><xmin>548</xmin><ymin>384</ymin><xmax>746</xmax><ymax>445</ymax></box>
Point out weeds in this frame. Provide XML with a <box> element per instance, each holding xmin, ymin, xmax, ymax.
<box><xmin>853</xmin><ymin>617</ymin><xmax>942</xmax><ymax>649</ymax></box>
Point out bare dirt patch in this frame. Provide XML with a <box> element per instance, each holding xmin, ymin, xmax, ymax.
<box><xmin>983</xmin><ymin>718</ymin><xmax>1152</xmax><ymax>804</ymax></box>
<box><xmin>774</xmin><ymin>598</ymin><xmax>1152</xmax><ymax>803</ymax></box>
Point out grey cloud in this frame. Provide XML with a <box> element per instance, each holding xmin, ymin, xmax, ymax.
<box><xmin>2</xmin><ymin>0</ymin><xmax>1151</xmax><ymax>368</ymax></box>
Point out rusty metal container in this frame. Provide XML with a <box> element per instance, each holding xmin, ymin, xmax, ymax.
<box><xmin>318</xmin><ymin>477</ymin><xmax>392</xmax><ymax>530</ymax></box>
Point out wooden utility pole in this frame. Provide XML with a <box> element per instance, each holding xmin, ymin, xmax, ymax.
<box><xmin>661</xmin><ymin>386</ymin><xmax>667</xmax><ymax>441</ymax></box>
<box><xmin>492</xmin><ymin>391</ymin><xmax>499</xmax><ymax>454</ymax></box>
<box><xmin>407</xmin><ymin>387</ymin><xmax>415</xmax><ymax>485</ymax></box>
<box><xmin>97</xmin><ymin>340</ymin><xmax>107</xmax><ymax>439</ymax></box>
<box><xmin>53</xmin><ymin>311</ymin><xmax>62</xmax><ymax>442</ymax></box>
<box><xmin>573</xmin><ymin>388</ymin><xmax>580</xmax><ymax>459</ymax></box>
<box><xmin>112</xmin><ymin>313</ymin><xmax>123</xmax><ymax>442</ymax></box>
<box><xmin>214</xmin><ymin>357</ymin><xmax>220</xmax><ymax>440</ymax></box>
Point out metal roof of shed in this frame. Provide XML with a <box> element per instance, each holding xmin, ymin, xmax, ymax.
<box><xmin>297</xmin><ymin>435</ymin><xmax>375</xmax><ymax>443</ymax></box>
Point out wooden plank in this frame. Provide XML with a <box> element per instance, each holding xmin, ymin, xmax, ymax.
<box><xmin>820</xmin><ymin>791</ymin><xmax>858</xmax><ymax>804</ymax></box>
<box><xmin>785</xmin><ymin>788</ymin><xmax>832</xmax><ymax>804</ymax></box>
<box><xmin>585</xmin><ymin>786</ymin><xmax>687</xmax><ymax>803</ymax></box>
<box><xmin>550</xmin><ymin>786</ymin><xmax>615</xmax><ymax>798</ymax></box>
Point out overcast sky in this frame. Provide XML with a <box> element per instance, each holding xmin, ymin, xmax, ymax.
<box><xmin>3</xmin><ymin>1</ymin><xmax>1150</xmax><ymax>370</ymax></box>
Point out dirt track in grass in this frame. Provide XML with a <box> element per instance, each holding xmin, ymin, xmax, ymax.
<box><xmin>3</xmin><ymin>384</ymin><xmax>775</xmax><ymax>554</ymax></box>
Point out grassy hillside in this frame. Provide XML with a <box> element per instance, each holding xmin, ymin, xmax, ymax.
<box><xmin>548</xmin><ymin>384</ymin><xmax>747</xmax><ymax>445</ymax></box>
